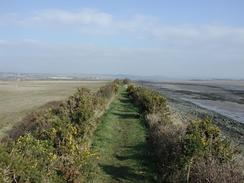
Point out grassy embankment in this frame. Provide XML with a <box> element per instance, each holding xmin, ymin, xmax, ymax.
<box><xmin>87</xmin><ymin>88</ymin><xmax>155</xmax><ymax>183</ymax></box>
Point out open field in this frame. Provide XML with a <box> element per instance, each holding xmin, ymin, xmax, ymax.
<box><xmin>0</xmin><ymin>80</ymin><xmax>108</xmax><ymax>138</ymax></box>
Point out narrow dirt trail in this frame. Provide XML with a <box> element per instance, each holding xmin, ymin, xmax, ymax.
<box><xmin>88</xmin><ymin>89</ymin><xmax>155</xmax><ymax>183</ymax></box>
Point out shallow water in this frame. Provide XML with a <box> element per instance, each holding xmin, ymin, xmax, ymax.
<box><xmin>146</xmin><ymin>80</ymin><xmax>244</xmax><ymax>124</ymax></box>
<box><xmin>182</xmin><ymin>98</ymin><xmax>244</xmax><ymax>124</ymax></box>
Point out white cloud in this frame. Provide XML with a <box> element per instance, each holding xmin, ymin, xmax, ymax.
<box><xmin>26</xmin><ymin>9</ymin><xmax>244</xmax><ymax>47</ymax></box>
<box><xmin>26</xmin><ymin>8</ymin><xmax>113</xmax><ymax>26</ymax></box>
<box><xmin>0</xmin><ymin>8</ymin><xmax>244</xmax><ymax>78</ymax></box>
<box><xmin>1</xmin><ymin>8</ymin><xmax>244</xmax><ymax>44</ymax></box>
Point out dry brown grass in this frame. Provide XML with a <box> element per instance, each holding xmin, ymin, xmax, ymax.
<box><xmin>0</xmin><ymin>80</ymin><xmax>108</xmax><ymax>138</ymax></box>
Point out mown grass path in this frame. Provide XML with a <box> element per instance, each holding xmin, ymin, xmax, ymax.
<box><xmin>88</xmin><ymin>88</ymin><xmax>155</xmax><ymax>183</ymax></box>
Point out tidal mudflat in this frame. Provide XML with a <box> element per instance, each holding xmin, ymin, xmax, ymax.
<box><xmin>144</xmin><ymin>80</ymin><xmax>244</xmax><ymax>148</ymax></box>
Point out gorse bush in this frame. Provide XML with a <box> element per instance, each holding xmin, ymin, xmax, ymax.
<box><xmin>0</xmin><ymin>81</ymin><xmax>119</xmax><ymax>183</ymax></box>
<box><xmin>127</xmin><ymin>85</ymin><xmax>243</xmax><ymax>183</ymax></box>
<box><xmin>0</xmin><ymin>134</ymin><xmax>61</xmax><ymax>182</ymax></box>
<box><xmin>183</xmin><ymin>118</ymin><xmax>234</xmax><ymax>163</ymax></box>
<box><xmin>127</xmin><ymin>85</ymin><xmax>170</xmax><ymax>123</ymax></box>
<box><xmin>182</xmin><ymin>119</ymin><xmax>244</xmax><ymax>183</ymax></box>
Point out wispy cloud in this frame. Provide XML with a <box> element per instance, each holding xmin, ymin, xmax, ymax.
<box><xmin>1</xmin><ymin>8</ymin><xmax>244</xmax><ymax>44</ymax></box>
<box><xmin>0</xmin><ymin>8</ymin><xmax>244</xmax><ymax>78</ymax></box>
<box><xmin>28</xmin><ymin>9</ymin><xmax>113</xmax><ymax>26</ymax></box>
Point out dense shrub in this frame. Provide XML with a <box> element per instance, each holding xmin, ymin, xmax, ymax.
<box><xmin>127</xmin><ymin>85</ymin><xmax>243</xmax><ymax>183</ymax></box>
<box><xmin>183</xmin><ymin>118</ymin><xmax>235</xmax><ymax>163</ymax></box>
<box><xmin>189</xmin><ymin>156</ymin><xmax>244</xmax><ymax>183</ymax></box>
<box><xmin>147</xmin><ymin>120</ymin><xmax>184</xmax><ymax>182</ymax></box>
<box><xmin>182</xmin><ymin>119</ymin><xmax>242</xmax><ymax>183</ymax></box>
<box><xmin>122</xmin><ymin>78</ymin><xmax>130</xmax><ymax>84</ymax></box>
<box><xmin>4</xmin><ymin>101</ymin><xmax>62</xmax><ymax>141</ymax></box>
<box><xmin>96</xmin><ymin>81</ymin><xmax>119</xmax><ymax>99</ymax></box>
<box><xmin>0</xmin><ymin>81</ymin><xmax>119</xmax><ymax>182</ymax></box>
<box><xmin>127</xmin><ymin>85</ymin><xmax>170</xmax><ymax>123</ymax></box>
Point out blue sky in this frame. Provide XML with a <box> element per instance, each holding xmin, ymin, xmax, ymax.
<box><xmin>0</xmin><ymin>0</ymin><xmax>244</xmax><ymax>78</ymax></box>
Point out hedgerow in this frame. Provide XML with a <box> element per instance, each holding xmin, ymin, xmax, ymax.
<box><xmin>0</xmin><ymin>81</ymin><xmax>119</xmax><ymax>183</ymax></box>
<box><xmin>127</xmin><ymin>85</ymin><xmax>170</xmax><ymax>123</ymax></box>
<box><xmin>127</xmin><ymin>85</ymin><xmax>243</xmax><ymax>183</ymax></box>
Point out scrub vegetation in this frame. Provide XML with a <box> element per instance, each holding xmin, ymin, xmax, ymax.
<box><xmin>0</xmin><ymin>81</ymin><xmax>118</xmax><ymax>182</ymax></box>
<box><xmin>127</xmin><ymin>85</ymin><xmax>243</xmax><ymax>183</ymax></box>
<box><xmin>0</xmin><ymin>80</ymin><xmax>243</xmax><ymax>182</ymax></box>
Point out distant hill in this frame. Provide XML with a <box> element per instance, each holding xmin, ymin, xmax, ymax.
<box><xmin>0</xmin><ymin>72</ymin><xmax>171</xmax><ymax>81</ymax></box>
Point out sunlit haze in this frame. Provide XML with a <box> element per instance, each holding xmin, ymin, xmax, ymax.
<box><xmin>1</xmin><ymin>0</ymin><xmax>244</xmax><ymax>79</ymax></box>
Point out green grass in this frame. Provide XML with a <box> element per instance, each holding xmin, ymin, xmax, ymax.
<box><xmin>87</xmin><ymin>88</ymin><xmax>155</xmax><ymax>183</ymax></box>
<box><xmin>0</xmin><ymin>80</ymin><xmax>108</xmax><ymax>138</ymax></box>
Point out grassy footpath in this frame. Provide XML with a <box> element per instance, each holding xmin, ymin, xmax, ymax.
<box><xmin>87</xmin><ymin>88</ymin><xmax>155</xmax><ymax>183</ymax></box>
